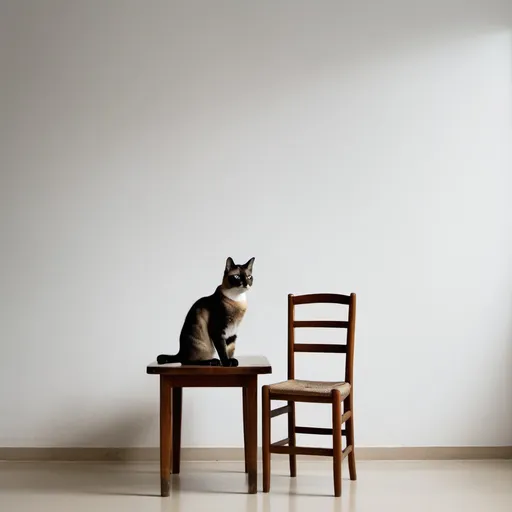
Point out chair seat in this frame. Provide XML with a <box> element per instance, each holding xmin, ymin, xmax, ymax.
<box><xmin>268</xmin><ymin>379</ymin><xmax>351</xmax><ymax>399</ymax></box>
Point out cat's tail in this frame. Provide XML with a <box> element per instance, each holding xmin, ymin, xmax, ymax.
<box><xmin>157</xmin><ymin>353</ymin><xmax>181</xmax><ymax>365</ymax></box>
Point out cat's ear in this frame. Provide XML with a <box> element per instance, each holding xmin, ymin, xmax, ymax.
<box><xmin>225</xmin><ymin>257</ymin><xmax>235</xmax><ymax>273</ymax></box>
<box><xmin>244</xmin><ymin>257</ymin><xmax>255</xmax><ymax>271</ymax></box>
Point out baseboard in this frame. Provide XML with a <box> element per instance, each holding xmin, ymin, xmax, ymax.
<box><xmin>1</xmin><ymin>446</ymin><xmax>511</xmax><ymax>462</ymax></box>
<box><xmin>354</xmin><ymin>446</ymin><xmax>512</xmax><ymax>460</ymax></box>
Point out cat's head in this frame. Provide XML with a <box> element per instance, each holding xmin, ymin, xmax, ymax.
<box><xmin>222</xmin><ymin>257</ymin><xmax>255</xmax><ymax>292</ymax></box>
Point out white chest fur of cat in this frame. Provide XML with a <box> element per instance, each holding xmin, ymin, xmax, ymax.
<box><xmin>221</xmin><ymin>288</ymin><xmax>248</xmax><ymax>360</ymax></box>
<box><xmin>223</xmin><ymin>318</ymin><xmax>241</xmax><ymax>339</ymax></box>
<box><xmin>221</xmin><ymin>289</ymin><xmax>247</xmax><ymax>339</ymax></box>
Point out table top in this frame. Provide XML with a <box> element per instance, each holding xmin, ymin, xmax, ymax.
<box><xmin>147</xmin><ymin>355</ymin><xmax>272</xmax><ymax>375</ymax></box>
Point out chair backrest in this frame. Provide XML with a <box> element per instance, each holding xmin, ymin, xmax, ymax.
<box><xmin>287</xmin><ymin>293</ymin><xmax>356</xmax><ymax>385</ymax></box>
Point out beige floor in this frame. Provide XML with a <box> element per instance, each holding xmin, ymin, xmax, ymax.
<box><xmin>1</xmin><ymin>460</ymin><xmax>511</xmax><ymax>512</ymax></box>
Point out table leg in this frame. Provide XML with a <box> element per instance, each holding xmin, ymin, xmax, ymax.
<box><xmin>242</xmin><ymin>387</ymin><xmax>248</xmax><ymax>473</ymax></box>
<box><xmin>172</xmin><ymin>387</ymin><xmax>182</xmax><ymax>474</ymax></box>
<box><xmin>246</xmin><ymin>376</ymin><xmax>258</xmax><ymax>494</ymax></box>
<box><xmin>160</xmin><ymin>376</ymin><xmax>172</xmax><ymax>497</ymax></box>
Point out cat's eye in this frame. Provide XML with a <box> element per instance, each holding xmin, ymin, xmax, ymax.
<box><xmin>247</xmin><ymin>276</ymin><xmax>253</xmax><ymax>280</ymax></box>
<box><xmin>233</xmin><ymin>275</ymin><xmax>240</xmax><ymax>280</ymax></box>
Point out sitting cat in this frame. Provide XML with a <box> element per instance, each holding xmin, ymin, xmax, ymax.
<box><xmin>157</xmin><ymin>257</ymin><xmax>255</xmax><ymax>367</ymax></box>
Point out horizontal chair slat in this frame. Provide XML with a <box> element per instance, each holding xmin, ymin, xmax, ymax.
<box><xmin>269</xmin><ymin>393</ymin><xmax>333</xmax><ymax>404</ymax></box>
<box><xmin>295</xmin><ymin>426</ymin><xmax>332</xmax><ymax>435</ymax></box>
<box><xmin>271</xmin><ymin>438</ymin><xmax>289</xmax><ymax>447</ymax></box>
<box><xmin>293</xmin><ymin>320</ymin><xmax>348</xmax><ymax>328</ymax></box>
<box><xmin>295</xmin><ymin>426</ymin><xmax>348</xmax><ymax>436</ymax></box>
<box><xmin>270</xmin><ymin>405</ymin><xmax>290</xmax><ymax>418</ymax></box>
<box><xmin>292</xmin><ymin>294</ymin><xmax>351</xmax><ymax>305</ymax></box>
<box><xmin>342</xmin><ymin>445</ymin><xmax>353</xmax><ymax>459</ymax></box>
<box><xmin>270</xmin><ymin>446</ymin><xmax>334</xmax><ymax>457</ymax></box>
<box><xmin>342</xmin><ymin>411</ymin><xmax>352</xmax><ymax>423</ymax></box>
<box><xmin>294</xmin><ymin>343</ymin><xmax>347</xmax><ymax>353</ymax></box>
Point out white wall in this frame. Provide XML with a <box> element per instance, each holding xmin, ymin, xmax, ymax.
<box><xmin>1</xmin><ymin>0</ymin><xmax>511</xmax><ymax>449</ymax></box>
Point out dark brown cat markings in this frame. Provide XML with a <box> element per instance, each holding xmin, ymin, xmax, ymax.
<box><xmin>157</xmin><ymin>257</ymin><xmax>255</xmax><ymax>367</ymax></box>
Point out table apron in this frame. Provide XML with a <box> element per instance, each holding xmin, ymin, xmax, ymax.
<box><xmin>161</xmin><ymin>375</ymin><xmax>255</xmax><ymax>388</ymax></box>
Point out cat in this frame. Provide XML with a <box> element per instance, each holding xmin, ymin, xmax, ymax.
<box><xmin>157</xmin><ymin>257</ymin><xmax>255</xmax><ymax>367</ymax></box>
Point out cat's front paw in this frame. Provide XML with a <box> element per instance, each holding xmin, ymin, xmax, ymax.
<box><xmin>209</xmin><ymin>358</ymin><xmax>221</xmax><ymax>366</ymax></box>
<box><xmin>226</xmin><ymin>358</ymin><xmax>239</xmax><ymax>367</ymax></box>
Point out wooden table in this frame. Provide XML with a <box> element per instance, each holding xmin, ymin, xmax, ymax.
<box><xmin>147</xmin><ymin>355</ymin><xmax>272</xmax><ymax>496</ymax></box>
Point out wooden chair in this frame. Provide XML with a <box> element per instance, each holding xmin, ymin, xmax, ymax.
<box><xmin>262</xmin><ymin>293</ymin><xmax>357</xmax><ymax>497</ymax></box>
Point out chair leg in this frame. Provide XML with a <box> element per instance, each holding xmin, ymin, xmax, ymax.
<box><xmin>287</xmin><ymin>400</ymin><xmax>297</xmax><ymax>477</ymax></box>
<box><xmin>242</xmin><ymin>387</ymin><xmax>248</xmax><ymax>473</ymax></box>
<box><xmin>332</xmin><ymin>390</ymin><xmax>342</xmax><ymax>497</ymax></box>
<box><xmin>345</xmin><ymin>394</ymin><xmax>357</xmax><ymax>481</ymax></box>
<box><xmin>262</xmin><ymin>385</ymin><xmax>271</xmax><ymax>492</ymax></box>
